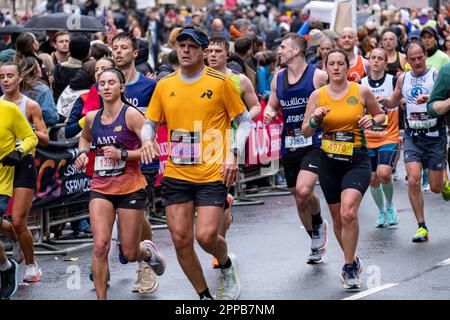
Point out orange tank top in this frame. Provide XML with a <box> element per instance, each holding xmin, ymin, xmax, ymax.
<box><xmin>347</xmin><ymin>55</ymin><xmax>366</xmax><ymax>83</ymax></box>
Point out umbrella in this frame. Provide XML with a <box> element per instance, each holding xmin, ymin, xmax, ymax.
<box><xmin>24</xmin><ymin>13</ymin><xmax>104</xmax><ymax>32</ymax></box>
<box><xmin>0</xmin><ymin>25</ymin><xmax>30</xmax><ymax>34</ymax></box>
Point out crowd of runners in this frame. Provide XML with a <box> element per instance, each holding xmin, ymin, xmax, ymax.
<box><xmin>1</xmin><ymin>1</ymin><xmax>450</xmax><ymax>300</ymax></box>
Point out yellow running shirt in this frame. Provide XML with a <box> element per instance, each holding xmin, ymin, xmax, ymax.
<box><xmin>0</xmin><ymin>100</ymin><xmax>38</xmax><ymax>196</ymax></box>
<box><xmin>318</xmin><ymin>82</ymin><xmax>366</xmax><ymax>149</ymax></box>
<box><xmin>145</xmin><ymin>67</ymin><xmax>247</xmax><ymax>183</ymax></box>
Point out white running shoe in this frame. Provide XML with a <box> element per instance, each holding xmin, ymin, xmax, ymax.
<box><xmin>23</xmin><ymin>261</ymin><xmax>42</xmax><ymax>283</ymax></box>
<box><xmin>217</xmin><ymin>252</ymin><xmax>241</xmax><ymax>300</ymax></box>
<box><xmin>138</xmin><ymin>265</ymin><xmax>159</xmax><ymax>294</ymax></box>
<box><xmin>132</xmin><ymin>266</ymin><xmax>143</xmax><ymax>293</ymax></box>
<box><xmin>12</xmin><ymin>241</ymin><xmax>24</xmax><ymax>264</ymax></box>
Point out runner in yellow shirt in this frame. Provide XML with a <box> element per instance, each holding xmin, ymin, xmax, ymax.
<box><xmin>141</xmin><ymin>27</ymin><xmax>251</xmax><ymax>300</ymax></box>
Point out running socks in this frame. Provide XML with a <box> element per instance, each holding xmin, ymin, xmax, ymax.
<box><xmin>418</xmin><ymin>223</ymin><xmax>428</xmax><ymax>230</ymax></box>
<box><xmin>370</xmin><ymin>186</ymin><xmax>385</xmax><ymax>213</ymax></box>
<box><xmin>198</xmin><ymin>288</ymin><xmax>214</xmax><ymax>300</ymax></box>
<box><xmin>381</xmin><ymin>179</ymin><xmax>394</xmax><ymax>205</ymax></box>
<box><xmin>312</xmin><ymin>212</ymin><xmax>323</xmax><ymax>228</ymax></box>
<box><xmin>0</xmin><ymin>259</ymin><xmax>12</xmax><ymax>271</ymax></box>
<box><xmin>219</xmin><ymin>257</ymin><xmax>232</xmax><ymax>269</ymax></box>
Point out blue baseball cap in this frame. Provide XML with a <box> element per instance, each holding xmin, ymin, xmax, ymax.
<box><xmin>176</xmin><ymin>27</ymin><xmax>209</xmax><ymax>49</ymax></box>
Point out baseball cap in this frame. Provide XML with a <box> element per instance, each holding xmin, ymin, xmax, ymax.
<box><xmin>176</xmin><ymin>27</ymin><xmax>209</xmax><ymax>49</ymax></box>
<box><xmin>421</xmin><ymin>26</ymin><xmax>439</xmax><ymax>40</ymax></box>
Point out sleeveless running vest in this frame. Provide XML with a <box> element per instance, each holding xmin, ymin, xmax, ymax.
<box><xmin>385</xmin><ymin>52</ymin><xmax>403</xmax><ymax>76</ymax></box>
<box><xmin>318</xmin><ymin>82</ymin><xmax>366</xmax><ymax>148</ymax></box>
<box><xmin>90</xmin><ymin>105</ymin><xmax>147</xmax><ymax>195</ymax></box>
<box><xmin>347</xmin><ymin>55</ymin><xmax>366</xmax><ymax>83</ymax></box>
<box><xmin>361</xmin><ymin>74</ymin><xmax>400</xmax><ymax>148</ymax></box>
<box><xmin>276</xmin><ymin>64</ymin><xmax>322</xmax><ymax>157</ymax></box>
<box><xmin>401</xmin><ymin>68</ymin><xmax>445</xmax><ymax>137</ymax></box>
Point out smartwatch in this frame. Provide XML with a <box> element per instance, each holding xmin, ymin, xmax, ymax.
<box><xmin>121</xmin><ymin>148</ymin><xmax>128</xmax><ymax>161</ymax></box>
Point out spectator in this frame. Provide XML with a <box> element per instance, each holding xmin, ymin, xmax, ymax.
<box><xmin>228</xmin><ymin>36</ymin><xmax>257</xmax><ymax>89</ymax></box>
<box><xmin>210</xmin><ymin>18</ymin><xmax>230</xmax><ymax>40</ymax></box>
<box><xmin>255</xmin><ymin>50</ymin><xmax>277</xmax><ymax>99</ymax></box>
<box><xmin>50</xmin><ymin>31</ymin><xmax>70</xmax><ymax>65</ymax></box>
<box><xmin>444</xmin><ymin>34</ymin><xmax>450</xmax><ymax>57</ymax></box>
<box><xmin>157</xmin><ymin>49</ymin><xmax>179</xmax><ymax>80</ymax></box>
<box><xmin>15</xmin><ymin>32</ymin><xmax>50</xmax><ymax>85</ymax></box>
<box><xmin>57</xmin><ymin>59</ymin><xmax>95</xmax><ymax>122</ymax></box>
<box><xmin>135</xmin><ymin>38</ymin><xmax>153</xmax><ymax>76</ymax></box>
<box><xmin>90</xmin><ymin>41</ymin><xmax>111</xmax><ymax>60</ymax></box>
<box><xmin>19</xmin><ymin>56</ymin><xmax>58</xmax><ymax>127</ymax></box>
<box><xmin>52</xmin><ymin>35</ymin><xmax>91</xmax><ymax>103</ymax></box>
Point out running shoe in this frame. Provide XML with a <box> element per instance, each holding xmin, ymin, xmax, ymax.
<box><xmin>142</xmin><ymin>240</ymin><xmax>166</xmax><ymax>276</ymax></box>
<box><xmin>200</xmin><ymin>296</ymin><xmax>214</xmax><ymax>300</ymax></box>
<box><xmin>23</xmin><ymin>261</ymin><xmax>42</xmax><ymax>283</ymax></box>
<box><xmin>307</xmin><ymin>248</ymin><xmax>326</xmax><ymax>264</ymax></box>
<box><xmin>217</xmin><ymin>252</ymin><xmax>240</xmax><ymax>300</ymax></box>
<box><xmin>442</xmin><ymin>180</ymin><xmax>450</xmax><ymax>201</ymax></box>
<box><xmin>386</xmin><ymin>204</ymin><xmax>399</xmax><ymax>226</ymax></box>
<box><xmin>138</xmin><ymin>266</ymin><xmax>159</xmax><ymax>294</ymax></box>
<box><xmin>340</xmin><ymin>263</ymin><xmax>361</xmax><ymax>290</ymax></box>
<box><xmin>311</xmin><ymin>219</ymin><xmax>328</xmax><ymax>251</ymax></box>
<box><xmin>412</xmin><ymin>227</ymin><xmax>429</xmax><ymax>243</ymax></box>
<box><xmin>12</xmin><ymin>241</ymin><xmax>24</xmax><ymax>264</ymax></box>
<box><xmin>375</xmin><ymin>211</ymin><xmax>388</xmax><ymax>228</ymax></box>
<box><xmin>132</xmin><ymin>266</ymin><xmax>143</xmax><ymax>293</ymax></box>
<box><xmin>0</xmin><ymin>259</ymin><xmax>19</xmax><ymax>300</ymax></box>
<box><xmin>352</xmin><ymin>256</ymin><xmax>363</xmax><ymax>277</ymax></box>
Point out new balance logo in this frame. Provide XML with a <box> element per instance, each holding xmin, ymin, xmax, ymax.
<box><xmin>201</xmin><ymin>90</ymin><xmax>213</xmax><ymax>99</ymax></box>
<box><xmin>170</xmin><ymin>92</ymin><xmax>176</xmax><ymax>97</ymax></box>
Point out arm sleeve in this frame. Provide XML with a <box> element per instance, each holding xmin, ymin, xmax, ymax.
<box><xmin>64</xmin><ymin>122</ymin><xmax>82</xmax><ymax>139</ymax></box>
<box><xmin>13</xmin><ymin>108</ymin><xmax>38</xmax><ymax>153</ymax></box>
<box><xmin>141</xmin><ymin>118</ymin><xmax>159</xmax><ymax>141</ymax></box>
<box><xmin>427</xmin><ymin>65</ymin><xmax>449</xmax><ymax>118</ymax></box>
<box><xmin>232</xmin><ymin>110</ymin><xmax>252</xmax><ymax>155</ymax></box>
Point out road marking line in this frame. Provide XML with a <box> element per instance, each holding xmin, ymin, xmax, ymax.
<box><xmin>342</xmin><ymin>283</ymin><xmax>399</xmax><ymax>300</ymax></box>
<box><xmin>437</xmin><ymin>258</ymin><xmax>450</xmax><ymax>266</ymax></box>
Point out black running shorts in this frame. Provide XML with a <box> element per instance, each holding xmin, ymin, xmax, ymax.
<box><xmin>318</xmin><ymin>150</ymin><xmax>371</xmax><ymax>205</ymax></box>
<box><xmin>160</xmin><ymin>177</ymin><xmax>227</xmax><ymax>207</ymax></box>
<box><xmin>13</xmin><ymin>154</ymin><xmax>37</xmax><ymax>190</ymax></box>
<box><xmin>283</xmin><ymin>147</ymin><xmax>320</xmax><ymax>188</ymax></box>
<box><xmin>90</xmin><ymin>189</ymin><xmax>147</xmax><ymax>210</ymax></box>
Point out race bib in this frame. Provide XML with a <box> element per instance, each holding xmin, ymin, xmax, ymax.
<box><xmin>407</xmin><ymin>112</ymin><xmax>437</xmax><ymax>130</ymax></box>
<box><xmin>321</xmin><ymin>131</ymin><xmax>354</xmax><ymax>162</ymax></box>
<box><xmin>94</xmin><ymin>156</ymin><xmax>125</xmax><ymax>177</ymax></box>
<box><xmin>285</xmin><ymin>128</ymin><xmax>312</xmax><ymax>149</ymax></box>
<box><xmin>170</xmin><ymin>130</ymin><xmax>201</xmax><ymax>165</ymax></box>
